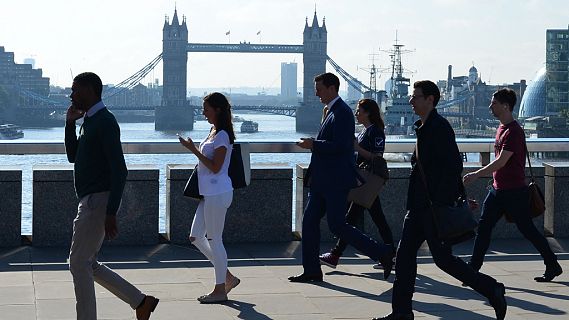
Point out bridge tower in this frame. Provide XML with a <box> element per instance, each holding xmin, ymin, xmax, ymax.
<box><xmin>156</xmin><ymin>9</ymin><xmax>194</xmax><ymax>130</ymax></box>
<box><xmin>297</xmin><ymin>11</ymin><xmax>328</xmax><ymax>132</ymax></box>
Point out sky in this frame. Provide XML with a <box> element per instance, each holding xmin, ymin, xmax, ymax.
<box><xmin>1</xmin><ymin>0</ymin><xmax>568</xmax><ymax>92</ymax></box>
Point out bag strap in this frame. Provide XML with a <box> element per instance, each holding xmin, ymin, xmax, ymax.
<box><xmin>415</xmin><ymin>143</ymin><xmax>467</xmax><ymax>205</ymax></box>
<box><xmin>414</xmin><ymin>143</ymin><xmax>433</xmax><ymax>207</ymax></box>
<box><xmin>524</xmin><ymin>136</ymin><xmax>536</xmax><ymax>183</ymax></box>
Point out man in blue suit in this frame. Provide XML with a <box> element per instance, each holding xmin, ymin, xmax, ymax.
<box><xmin>289</xmin><ymin>73</ymin><xmax>395</xmax><ymax>283</ymax></box>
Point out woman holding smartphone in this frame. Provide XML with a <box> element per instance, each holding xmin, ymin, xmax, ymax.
<box><xmin>178</xmin><ymin>92</ymin><xmax>240</xmax><ymax>303</ymax></box>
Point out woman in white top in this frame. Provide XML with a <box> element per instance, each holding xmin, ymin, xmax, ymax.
<box><xmin>178</xmin><ymin>92</ymin><xmax>240</xmax><ymax>303</ymax></box>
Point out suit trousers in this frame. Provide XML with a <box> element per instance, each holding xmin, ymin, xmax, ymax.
<box><xmin>69</xmin><ymin>191</ymin><xmax>144</xmax><ymax>320</ymax></box>
<box><xmin>469</xmin><ymin>187</ymin><xmax>557</xmax><ymax>271</ymax></box>
<box><xmin>331</xmin><ymin>197</ymin><xmax>394</xmax><ymax>257</ymax></box>
<box><xmin>301</xmin><ymin>189</ymin><xmax>390</xmax><ymax>274</ymax></box>
<box><xmin>392</xmin><ymin>209</ymin><xmax>498</xmax><ymax>314</ymax></box>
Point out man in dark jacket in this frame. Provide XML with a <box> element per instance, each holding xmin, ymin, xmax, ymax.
<box><xmin>65</xmin><ymin>72</ymin><xmax>158</xmax><ymax>320</ymax></box>
<box><xmin>374</xmin><ymin>80</ymin><xmax>507</xmax><ymax>320</ymax></box>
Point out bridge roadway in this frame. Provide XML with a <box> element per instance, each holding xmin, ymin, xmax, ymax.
<box><xmin>20</xmin><ymin>104</ymin><xmax>300</xmax><ymax>117</ymax></box>
<box><xmin>187</xmin><ymin>42</ymin><xmax>304</xmax><ymax>54</ymax></box>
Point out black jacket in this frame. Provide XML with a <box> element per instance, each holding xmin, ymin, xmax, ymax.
<box><xmin>406</xmin><ymin>109</ymin><xmax>463</xmax><ymax>211</ymax></box>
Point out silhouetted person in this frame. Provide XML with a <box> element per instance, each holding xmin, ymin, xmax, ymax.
<box><xmin>65</xmin><ymin>72</ymin><xmax>158</xmax><ymax>320</ymax></box>
<box><xmin>374</xmin><ymin>80</ymin><xmax>506</xmax><ymax>320</ymax></box>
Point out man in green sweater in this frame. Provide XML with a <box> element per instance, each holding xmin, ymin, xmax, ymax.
<box><xmin>65</xmin><ymin>72</ymin><xmax>158</xmax><ymax>320</ymax></box>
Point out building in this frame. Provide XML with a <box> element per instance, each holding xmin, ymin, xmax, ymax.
<box><xmin>280</xmin><ymin>62</ymin><xmax>297</xmax><ymax>99</ymax></box>
<box><xmin>546</xmin><ymin>26</ymin><xmax>569</xmax><ymax>115</ymax></box>
<box><xmin>0</xmin><ymin>46</ymin><xmax>50</xmax><ymax>108</ymax></box>
<box><xmin>347</xmin><ymin>83</ymin><xmax>362</xmax><ymax>103</ymax></box>
<box><xmin>442</xmin><ymin>64</ymin><xmax>526</xmax><ymax>121</ymax></box>
<box><xmin>520</xmin><ymin>67</ymin><xmax>546</xmax><ymax>118</ymax></box>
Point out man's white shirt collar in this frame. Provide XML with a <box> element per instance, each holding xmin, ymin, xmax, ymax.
<box><xmin>326</xmin><ymin>96</ymin><xmax>341</xmax><ymax>109</ymax></box>
<box><xmin>86</xmin><ymin>101</ymin><xmax>105</xmax><ymax>118</ymax></box>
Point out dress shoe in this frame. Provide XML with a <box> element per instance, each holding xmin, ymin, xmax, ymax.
<box><xmin>319</xmin><ymin>252</ymin><xmax>340</xmax><ymax>268</ymax></box>
<box><xmin>197</xmin><ymin>293</ymin><xmax>228</xmax><ymax>304</ymax></box>
<box><xmin>534</xmin><ymin>262</ymin><xmax>563</xmax><ymax>282</ymax></box>
<box><xmin>135</xmin><ymin>295</ymin><xmax>159</xmax><ymax>320</ymax></box>
<box><xmin>378</xmin><ymin>249</ymin><xmax>395</xmax><ymax>280</ymax></box>
<box><xmin>372</xmin><ymin>312</ymin><xmax>414</xmax><ymax>320</ymax></box>
<box><xmin>488</xmin><ymin>282</ymin><xmax>507</xmax><ymax>320</ymax></box>
<box><xmin>374</xmin><ymin>251</ymin><xmax>396</xmax><ymax>270</ymax></box>
<box><xmin>288</xmin><ymin>272</ymin><xmax>323</xmax><ymax>283</ymax></box>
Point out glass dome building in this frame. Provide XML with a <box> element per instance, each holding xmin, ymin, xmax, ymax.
<box><xmin>519</xmin><ymin>67</ymin><xmax>546</xmax><ymax>118</ymax></box>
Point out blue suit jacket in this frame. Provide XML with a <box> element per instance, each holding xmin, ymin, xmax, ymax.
<box><xmin>305</xmin><ymin>97</ymin><xmax>358</xmax><ymax>192</ymax></box>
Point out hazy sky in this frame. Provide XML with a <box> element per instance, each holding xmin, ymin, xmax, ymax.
<box><xmin>1</xmin><ymin>0</ymin><xmax>567</xmax><ymax>92</ymax></box>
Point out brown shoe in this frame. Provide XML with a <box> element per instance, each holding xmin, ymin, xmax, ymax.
<box><xmin>136</xmin><ymin>295</ymin><xmax>159</xmax><ymax>320</ymax></box>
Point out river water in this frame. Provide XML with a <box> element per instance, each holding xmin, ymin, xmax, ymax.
<box><xmin>3</xmin><ymin>112</ymin><xmax>314</xmax><ymax>235</ymax></box>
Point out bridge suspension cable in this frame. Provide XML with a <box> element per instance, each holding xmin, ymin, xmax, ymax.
<box><xmin>102</xmin><ymin>53</ymin><xmax>163</xmax><ymax>99</ymax></box>
<box><xmin>326</xmin><ymin>56</ymin><xmax>372</xmax><ymax>94</ymax></box>
<box><xmin>18</xmin><ymin>88</ymin><xmax>60</xmax><ymax>107</ymax></box>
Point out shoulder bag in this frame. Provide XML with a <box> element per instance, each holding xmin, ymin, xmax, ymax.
<box><xmin>228</xmin><ymin>143</ymin><xmax>251</xmax><ymax>189</ymax></box>
<box><xmin>504</xmin><ymin>135</ymin><xmax>545</xmax><ymax>222</ymax></box>
<box><xmin>347</xmin><ymin>134</ymin><xmax>387</xmax><ymax>208</ymax></box>
<box><xmin>183</xmin><ymin>165</ymin><xmax>203</xmax><ymax>200</ymax></box>
<box><xmin>415</xmin><ymin>145</ymin><xmax>477</xmax><ymax>245</ymax></box>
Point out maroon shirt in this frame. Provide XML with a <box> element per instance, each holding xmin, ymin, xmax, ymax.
<box><xmin>493</xmin><ymin>121</ymin><xmax>527</xmax><ymax>190</ymax></box>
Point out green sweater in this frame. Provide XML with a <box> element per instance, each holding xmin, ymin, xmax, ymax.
<box><xmin>65</xmin><ymin>108</ymin><xmax>127</xmax><ymax>216</ymax></box>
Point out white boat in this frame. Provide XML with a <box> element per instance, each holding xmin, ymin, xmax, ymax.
<box><xmin>240</xmin><ymin>120</ymin><xmax>258</xmax><ymax>133</ymax></box>
<box><xmin>0</xmin><ymin>124</ymin><xmax>24</xmax><ymax>139</ymax></box>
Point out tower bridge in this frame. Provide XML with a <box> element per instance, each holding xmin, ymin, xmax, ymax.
<box><xmin>159</xmin><ymin>8</ymin><xmax>328</xmax><ymax>132</ymax></box>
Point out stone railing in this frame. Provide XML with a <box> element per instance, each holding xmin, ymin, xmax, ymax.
<box><xmin>1</xmin><ymin>139</ymin><xmax>568</xmax><ymax>247</ymax></box>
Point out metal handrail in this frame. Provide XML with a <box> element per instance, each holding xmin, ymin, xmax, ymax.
<box><xmin>1</xmin><ymin>139</ymin><xmax>569</xmax><ymax>155</ymax></box>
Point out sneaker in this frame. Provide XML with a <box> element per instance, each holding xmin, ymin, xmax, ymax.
<box><xmin>319</xmin><ymin>252</ymin><xmax>340</xmax><ymax>268</ymax></box>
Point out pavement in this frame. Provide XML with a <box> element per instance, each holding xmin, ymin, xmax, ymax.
<box><xmin>1</xmin><ymin>238</ymin><xmax>568</xmax><ymax>320</ymax></box>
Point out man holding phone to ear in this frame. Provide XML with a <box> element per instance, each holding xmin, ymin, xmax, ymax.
<box><xmin>289</xmin><ymin>72</ymin><xmax>394</xmax><ymax>283</ymax></box>
<box><xmin>65</xmin><ymin>72</ymin><xmax>158</xmax><ymax>320</ymax></box>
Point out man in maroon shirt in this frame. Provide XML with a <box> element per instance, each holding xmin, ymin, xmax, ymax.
<box><xmin>463</xmin><ymin>88</ymin><xmax>562</xmax><ymax>282</ymax></box>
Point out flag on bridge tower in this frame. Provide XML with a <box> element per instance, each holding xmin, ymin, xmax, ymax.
<box><xmin>225</xmin><ymin>30</ymin><xmax>230</xmax><ymax>35</ymax></box>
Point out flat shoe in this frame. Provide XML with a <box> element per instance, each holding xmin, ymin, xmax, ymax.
<box><xmin>226</xmin><ymin>276</ymin><xmax>241</xmax><ymax>294</ymax></box>
<box><xmin>197</xmin><ymin>293</ymin><xmax>228</xmax><ymax>304</ymax></box>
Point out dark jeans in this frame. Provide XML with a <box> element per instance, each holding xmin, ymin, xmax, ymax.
<box><xmin>331</xmin><ymin>197</ymin><xmax>394</xmax><ymax>257</ymax></box>
<box><xmin>469</xmin><ymin>186</ymin><xmax>557</xmax><ymax>271</ymax></box>
<box><xmin>301</xmin><ymin>189</ymin><xmax>392</xmax><ymax>275</ymax></box>
<box><xmin>392</xmin><ymin>209</ymin><xmax>498</xmax><ymax>314</ymax></box>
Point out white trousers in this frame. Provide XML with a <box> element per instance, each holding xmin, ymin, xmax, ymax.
<box><xmin>190</xmin><ymin>191</ymin><xmax>233</xmax><ymax>284</ymax></box>
<box><xmin>69</xmin><ymin>192</ymin><xmax>145</xmax><ymax>320</ymax></box>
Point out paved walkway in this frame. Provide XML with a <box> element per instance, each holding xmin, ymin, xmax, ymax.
<box><xmin>1</xmin><ymin>239</ymin><xmax>568</xmax><ymax>319</ymax></box>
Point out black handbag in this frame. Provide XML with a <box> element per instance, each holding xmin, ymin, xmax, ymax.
<box><xmin>415</xmin><ymin>146</ymin><xmax>477</xmax><ymax>245</ymax></box>
<box><xmin>228</xmin><ymin>143</ymin><xmax>251</xmax><ymax>189</ymax></box>
<box><xmin>432</xmin><ymin>198</ymin><xmax>478</xmax><ymax>245</ymax></box>
<box><xmin>183</xmin><ymin>165</ymin><xmax>203</xmax><ymax>200</ymax></box>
